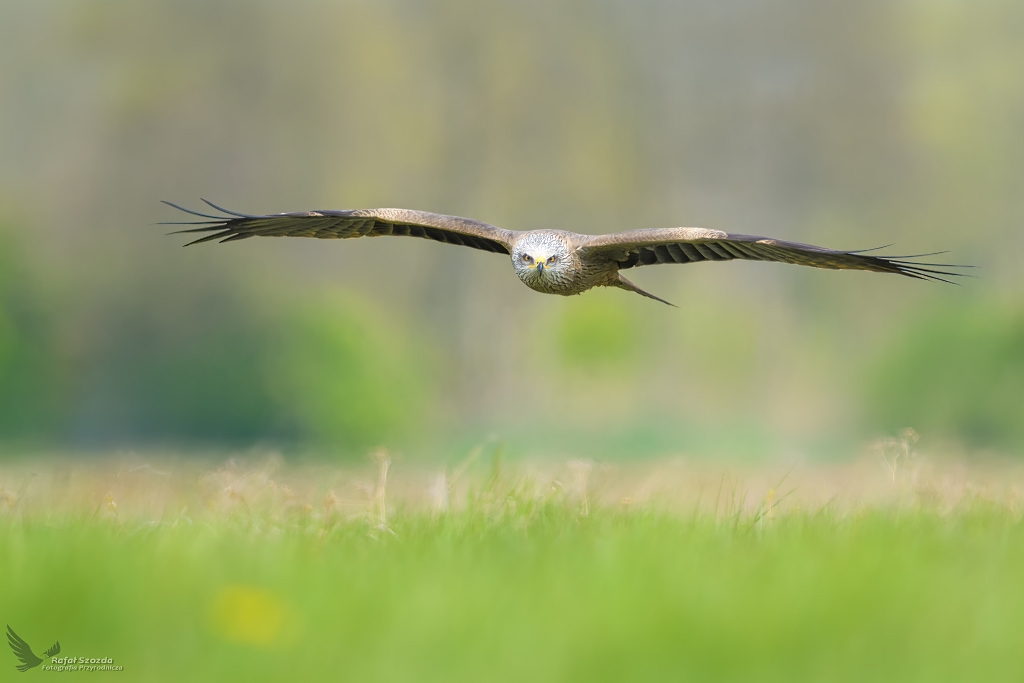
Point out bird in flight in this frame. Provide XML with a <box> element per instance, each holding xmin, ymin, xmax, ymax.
<box><xmin>163</xmin><ymin>200</ymin><xmax>964</xmax><ymax>306</ymax></box>
<box><xmin>6</xmin><ymin>625</ymin><xmax>60</xmax><ymax>672</ymax></box>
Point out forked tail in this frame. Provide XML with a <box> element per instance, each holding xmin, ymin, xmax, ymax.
<box><xmin>613</xmin><ymin>274</ymin><xmax>677</xmax><ymax>307</ymax></box>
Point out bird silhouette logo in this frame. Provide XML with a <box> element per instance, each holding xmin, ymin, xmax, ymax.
<box><xmin>6</xmin><ymin>626</ymin><xmax>60</xmax><ymax>672</ymax></box>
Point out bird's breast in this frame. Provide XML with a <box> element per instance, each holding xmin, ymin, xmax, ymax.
<box><xmin>512</xmin><ymin>258</ymin><xmax>615</xmax><ymax>296</ymax></box>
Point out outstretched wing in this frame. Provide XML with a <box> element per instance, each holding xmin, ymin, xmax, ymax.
<box><xmin>6</xmin><ymin>626</ymin><xmax>42</xmax><ymax>672</ymax></box>
<box><xmin>162</xmin><ymin>200</ymin><xmax>517</xmax><ymax>254</ymax></box>
<box><xmin>578</xmin><ymin>228</ymin><xmax>968</xmax><ymax>283</ymax></box>
<box><xmin>43</xmin><ymin>641</ymin><xmax>60</xmax><ymax>658</ymax></box>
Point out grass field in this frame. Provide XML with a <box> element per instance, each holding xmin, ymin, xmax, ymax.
<box><xmin>2</xmin><ymin>451</ymin><xmax>1024</xmax><ymax>682</ymax></box>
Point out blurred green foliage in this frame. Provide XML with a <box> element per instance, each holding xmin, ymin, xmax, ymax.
<box><xmin>557</xmin><ymin>290</ymin><xmax>638</xmax><ymax>368</ymax></box>
<box><xmin>675</xmin><ymin>294</ymin><xmax>761</xmax><ymax>391</ymax></box>
<box><xmin>866</xmin><ymin>299</ymin><xmax>1024</xmax><ymax>448</ymax></box>
<box><xmin>0</xmin><ymin>225</ymin><xmax>430</xmax><ymax>448</ymax></box>
<box><xmin>103</xmin><ymin>292</ymin><xmax>283</xmax><ymax>442</ymax></box>
<box><xmin>0</xmin><ymin>224</ymin><xmax>66</xmax><ymax>438</ymax></box>
<box><xmin>269</xmin><ymin>290</ymin><xmax>428</xmax><ymax>446</ymax></box>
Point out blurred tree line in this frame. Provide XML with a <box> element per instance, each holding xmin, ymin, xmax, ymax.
<box><xmin>0</xmin><ymin>0</ymin><xmax>1021</xmax><ymax>454</ymax></box>
<box><xmin>0</xmin><ymin>221</ymin><xmax>428</xmax><ymax>447</ymax></box>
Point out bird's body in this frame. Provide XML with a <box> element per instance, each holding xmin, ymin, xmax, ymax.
<box><xmin>162</xmin><ymin>201</ymin><xmax>965</xmax><ymax>305</ymax></box>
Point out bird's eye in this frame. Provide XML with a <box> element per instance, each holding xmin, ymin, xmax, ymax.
<box><xmin>547</xmin><ymin>256</ymin><xmax>557</xmax><ymax>264</ymax></box>
<box><xmin>521</xmin><ymin>254</ymin><xmax>532</xmax><ymax>263</ymax></box>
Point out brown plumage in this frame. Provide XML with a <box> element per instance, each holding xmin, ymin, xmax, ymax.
<box><xmin>162</xmin><ymin>200</ymin><xmax>967</xmax><ymax>306</ymax></box>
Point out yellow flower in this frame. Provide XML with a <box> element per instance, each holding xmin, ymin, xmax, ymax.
<box><xmin>209</xmin><ymin>585</ymin><xmax>302</xmax><ymax>648</ymax></box>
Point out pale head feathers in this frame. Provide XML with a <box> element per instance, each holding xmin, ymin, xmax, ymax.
<box><xmin>511</xmin><ymin>231</ymin><xmax>577</xmax><ymax>290</ymax></box>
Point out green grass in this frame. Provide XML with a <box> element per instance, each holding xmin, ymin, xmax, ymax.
<box><xmin>3</xmin><ymin>492</ymin><xmax>1024</xmax><ymax>681</ymax></box>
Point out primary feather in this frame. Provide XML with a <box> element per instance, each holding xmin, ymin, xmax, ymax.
<box><xmin>162</xmin><ymin>200</ymin><xmax>514</xmax><ymax>253</ymax></box>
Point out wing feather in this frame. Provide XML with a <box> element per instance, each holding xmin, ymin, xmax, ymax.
<box><xmin>161</xmin><ymin>202</ymin><xmax>518</xmax><ymax>254</ymax></box>
<box><xmin>578</xmin><ymin>228</ymin><xmax>970</xmax><ymax>283</ymax></box>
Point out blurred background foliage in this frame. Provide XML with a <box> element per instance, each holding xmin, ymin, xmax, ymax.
<box><xmin>866</xmin><ymin>300</ymin><xmax>1024</xmax><ymax>448</ymax></box>
<box><xmin>0</xmin><ymin>0</ymin><xmax>1020</xmax><ymax>457</ymax></box>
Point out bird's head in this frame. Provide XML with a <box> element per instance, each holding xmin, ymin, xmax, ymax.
<box><xmin>512</xmin><ymin>232</ymin><xmax>573</xmax><ymax>285</ymax></box>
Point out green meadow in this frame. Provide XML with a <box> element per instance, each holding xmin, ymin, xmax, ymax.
<box><xmin>2</xmin><ymin>457</ymin><xmax>1023</xmax><ymax>682</ymax></box>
